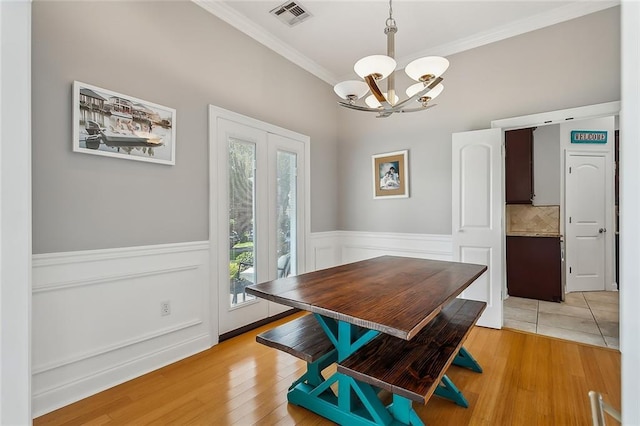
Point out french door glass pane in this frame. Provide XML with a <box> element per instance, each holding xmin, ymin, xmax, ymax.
<box><xmin>277</xmin><ymin>150</ymin><xmax>297</xmax><ymax>278</ymax></box>
<box><xmin>229</xmin><ymin>139</ymin><xmax>256</xmax><ymax>306</ymax></box>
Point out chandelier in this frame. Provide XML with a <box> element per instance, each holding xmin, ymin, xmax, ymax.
<box><xmin>333</xmin><ymin>0</ymin><xmax>449</xmax><ymax>118</ymax></box>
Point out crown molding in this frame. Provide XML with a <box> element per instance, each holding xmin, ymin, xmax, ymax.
<box><xmin>395</xmin><ymin>0</ymin><xmax>620</xmax><ymax>70</ymax></box>
<box><xmin>194</xmin><ymin>0</ymin><xmax>619</xmax><ymax>86</ymax></box>
<box><xmin>193</xmin><ymin>0</ymin><xmax>337</xmax><ymax>85</ymax></box>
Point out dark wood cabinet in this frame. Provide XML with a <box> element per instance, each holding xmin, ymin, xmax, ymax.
<box><xmin>505</xmin><ymin>128</ymin><xmax>534</xmax><ymax>204</ymax></box>
<box><xmin>506</xmin><ymin>236</ymin><xmax>562</xmax><ymax>302</ymax></box>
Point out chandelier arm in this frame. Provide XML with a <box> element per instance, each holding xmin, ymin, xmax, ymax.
<box><xmin>392</xmin><ymin>76</ymin><xmax>443</xmax><ymax>110</ymax></box>
<box><xmin>337</xmin><ymin>101</ymin><xmax>386</xmax><ymax>113</ymax></box>
<box><xmin>397</xmin><ymin>104</ymin><xmax>438</xmax><ymax>113</ymax></box>
<box><xmin>364</xmin><ymin>74</ymin><xmax>391</xmax><ymax>107</ymax></box>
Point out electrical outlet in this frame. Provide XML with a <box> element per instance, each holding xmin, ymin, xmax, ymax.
<box><xmin>160</xmin><ymin>301</ymin><xmax>171</xmax><ymax>317</ymax></box>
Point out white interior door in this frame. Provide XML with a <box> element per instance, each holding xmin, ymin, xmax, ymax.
<box><xmin>452</xmin><ymin>128</ymin><xmax>504</xmax><ymax>329</ymax></box>
<box><xmin>565</xmin><ymin>153</ymin><xmax>607</xmax><ymax>292</ymax></box>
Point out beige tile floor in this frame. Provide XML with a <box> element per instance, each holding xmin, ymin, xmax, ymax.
<box><xmin>503</xmin><ymin>291</ymin><xmax>619</xmax><ymax>349</ymax></box>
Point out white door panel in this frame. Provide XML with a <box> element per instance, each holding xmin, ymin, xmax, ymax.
<box><xmin>460</xmin><ymin>144</ymin><xmax>492</xmax><ymax>229</ymax></box>
<box><xmin>459</xmin><ymin>246</ymin><xmax>492</xmax><ymax>304</ymax></box>
<box><xmin>453</xmin><ymin>128</ymin><xmax>504</xmax><ymax>329</ymax></box>
<box><xmin>565</xmin><ymin>154</ymin><xmax>606</xmax><ymax>291</ymax></box>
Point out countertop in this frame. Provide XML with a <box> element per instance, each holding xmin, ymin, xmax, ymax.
<box><xmin>506</xmin><ymin>231</ymin><xmax>562</xmax><ymax>238</ymax></box>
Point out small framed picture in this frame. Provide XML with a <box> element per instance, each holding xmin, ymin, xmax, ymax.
<box><xmin>372</xmin><ymin>150</ymin><xmax>409</xmax><ymax>199</ymax></box>
<box><xmin>72</xmin><ymin>81</ymin><xmax>176</xmax><ymax>165</ymax></box>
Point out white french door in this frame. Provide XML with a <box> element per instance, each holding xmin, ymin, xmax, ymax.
<box><xmin>215</xmin><ymin>116</ymin><xmax>305</xmax><ymax>335</ymax></box>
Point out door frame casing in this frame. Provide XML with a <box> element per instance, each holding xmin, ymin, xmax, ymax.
<box><xmin>491</xmin><ymin>101</ymin><xmax>620</xmax><ymax>299</ymax></box>
<box><xmin>560</xmin><ymin>117</ymin><xmax>616</xmax><ymax>292</ymax></box>
<box><xmin>208</xmin><ymin>105</ymin><xmax>311</xmax><ymax>343</ymax></box>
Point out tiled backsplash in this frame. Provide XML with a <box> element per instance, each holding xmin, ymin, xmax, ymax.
<box><xmin>506</xmin><ymin>205</ymin><xmax>560</xmax><ymax>235</ymax></box>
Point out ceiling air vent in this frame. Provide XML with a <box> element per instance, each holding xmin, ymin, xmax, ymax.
<box><xmin>269</xmin><ymin>1</ymin><xmax>312</xmax><ymax>27</ymax></box>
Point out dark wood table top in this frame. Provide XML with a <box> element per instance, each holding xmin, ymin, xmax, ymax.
<box><xmin>246</xmin><ymin>256</ymin><xmax>487</xmax><ymax>340</ymax></box>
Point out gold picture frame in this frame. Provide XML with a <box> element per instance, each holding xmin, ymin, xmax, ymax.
<box><xmin>372</xmin><ymin>150</ymin><xmax>409</xmax><ymax>199</ymax></box>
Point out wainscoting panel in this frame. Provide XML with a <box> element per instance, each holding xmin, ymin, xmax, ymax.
<box><xmin>31</xmin><ymin>242</ymin><xmax>211</xmax><ymax>417</ymax></box>
<box><xmin>339</xmin><ymin>231</ymin><xmax>453</xmax><ymax>264</ymax></box>
<box><xmin>31</xmin><ymin>233</ymin><xmax>452</xmax><ymax>417</ymax></box>
<box><xmin>306</xmin><ymin>231</ymin><xmax>341</xmax><ymax>271</ymax></box>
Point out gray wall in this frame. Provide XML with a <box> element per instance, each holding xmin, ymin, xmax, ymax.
<box><xmin>337</xmin><ymin>7</ymin><xmax>620</xmax><ymax>234</ymax></box>
<box><xmin>533</xmin><ymin>124</ymin><xmax>561</xmax><ymax>206</ymax></box>
<box><xmin>32</xmin><ymin>1</ymin><xmax>338</xmax><ymax>254</ymax></box>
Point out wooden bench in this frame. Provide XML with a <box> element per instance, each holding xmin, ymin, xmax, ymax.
<box><xmin>337</xmin><ymin>298</ymin><xmax>486</xmax><ymax>407</ymax></box>
<box><xmin>256</xmin><ymin>313</ymin><xmax>335</xmax><ymax>363</ymax></box>
<box><xmin>257</xmin><ymin>314</ymin><xmax>337</xmax><ymax>389</ymax></box>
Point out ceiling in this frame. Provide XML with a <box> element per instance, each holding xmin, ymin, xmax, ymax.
<box><xmin>195</xmin><ymin>1</ymin><xmax>619</xmax><ymax>85</ymax></box>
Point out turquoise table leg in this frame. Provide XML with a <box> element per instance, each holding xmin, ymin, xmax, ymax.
<box><xmin>289</xmin><ymin>314</ymin><xmax>430</xmax><ymax>425</ymax></box>
<box><xmin>286</xmin><ymin>319</ymin><xmax>481</xmax><ymax>424</ymax></box>
<box><xmin>387</xmin><ymin>394</ymin><xmax>425</xmax><ymax>426</ymax></box>
<box><xmin>453</xmin><ymin>346</ymin><xmax>483</xmax><ymax>373</ymax></box>
<box><xmin>434</xmin><ymin>374</ymin><xmax>469</xmax><ymax>408</ymax></box>
<box><xmin>289</xmin><ymin>348</ymin><xmax>337</xmax><ymax>390</ymax></box>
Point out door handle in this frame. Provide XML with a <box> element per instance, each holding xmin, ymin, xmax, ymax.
<box><xmin>599</xmin><ymin>228</ymin><xmax>607</xmax><ymax>234</ymax></box>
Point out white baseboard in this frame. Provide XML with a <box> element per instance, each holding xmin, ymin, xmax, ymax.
<box><xmin>31</xmin><ymin>241</ymin><xmax>211</xmax><ymax>417</ymax></box>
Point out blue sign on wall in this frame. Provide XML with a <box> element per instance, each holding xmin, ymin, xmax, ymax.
<box><xmin>571</xmin><ymin>130</ymin><xmax>607</xmax><ymax>144</ymax></box>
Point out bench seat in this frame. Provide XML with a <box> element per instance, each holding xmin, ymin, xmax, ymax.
<box><xmin>256</xmin><ymin>314</ymin><xmax>334</xmax><ymax>363</ymax></box>
<box><xmin>337</xmin><ymin>298</ymin><xmax>486</xmax><ymax>404</ymax></box>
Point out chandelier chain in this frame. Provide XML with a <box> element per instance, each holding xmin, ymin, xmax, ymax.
<box><xmin>385</xmin><ymin>0</ymin><xmax>396</xmax><ymax>32</ymax></box>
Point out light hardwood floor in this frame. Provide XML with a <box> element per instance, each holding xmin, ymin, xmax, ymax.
<box><xmin>35</xmin><ymin>312</ymin><xmax>621</xmax><ymax>425</ymax></box>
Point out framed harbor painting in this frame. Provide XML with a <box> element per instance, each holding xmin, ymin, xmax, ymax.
<box><xmin>372</xmin><ymin>150</ymin><xmax>409</xmax><ymax>199</ymax></box>
<box><xmin>72</xmin><ymin>81</ymin><xmax>176</xmax><ymax>165</ymax></box>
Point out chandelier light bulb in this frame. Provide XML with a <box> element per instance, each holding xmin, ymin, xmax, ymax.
<box><xmin>354</xmin><ymin>55</ymin><xmax>397</xmax><ymax>80</ymax></box>
<box><xmin>334</xmin><ymin>80</ymin><xmax>370</xmax><ymax>102</ymax></box>
<box><xmin>365</xmin><ymin>92</ymin><xmax>399</xmax><ymax>108</ymax></box>
<box><xmin>405</xmin><ymin>56</ymin><xmax>450</xmax><ymax>82</ymax></box>
<box><xmin>406</xmin><ymin>82</ymin><xmax>444</xmax><ymax>101</ymax></box>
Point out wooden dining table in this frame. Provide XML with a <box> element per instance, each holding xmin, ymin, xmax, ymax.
<box><xmin>246</xmin><ymin>255</ymin><xmax>487</xmax><ymax>426</ymax></box>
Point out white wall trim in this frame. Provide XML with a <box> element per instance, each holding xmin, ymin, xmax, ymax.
<box><xmin>620</xmin><ymin>1</ymin><xmax>640</xmax><ymax>423</ymax></box>
<box><xmin>33</xmin><ymin>264</ymin><xmax>201</xmax><ymax>294</ymax></box>
<box><xmin>307</xmin><ymin>231</ymin><xmax>341</xmax><ymax>271</ymax></box>
<box><xmin>32</xmin><ymin>241</ymin><xmax>211</xmax><ymax>417</ymax></box>
<box><xmin>33</xmin><ymin>241</ymin><xmax>209</xmax><ymax>266</ymax></box>
<box><xmin>32</xmin><ymin>333</ymin><xmax>210</xmax><ymax>419</ymax></box>
<box><xmin>0</xmin><ymin>1</ymin><xmax>33</xmax><ymax>424</ymax></box>
<box><xmin>33</xmin><ymin>319</ymin><xmax>204</xmax><ymax>375</ymax></box>
<box><xmin>491</xmin><ymin>101</ymin><xmax>621</xmax><ymax>130</ymax></box>
<box><xmin>407</xmin><ymin>2</ymin><xmax>619</xmax><ymax>68</ymax></box>
<box><xmin>308</xmin><ymin>231</ymin><xmax>453</xmax><ymax>269</ymax></box>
